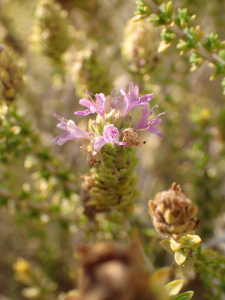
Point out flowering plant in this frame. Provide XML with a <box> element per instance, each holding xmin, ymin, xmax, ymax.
<box><xmin>53</xmin><ymin>82</ymin><xmax>166</xmax><ymax>215</ymax></box>
<box><xmin>1</xmin><ymin>1</ymin><xmax>225</xmax><ymax>299</ymax></box>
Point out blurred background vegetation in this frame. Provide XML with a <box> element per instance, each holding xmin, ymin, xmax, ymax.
<box><xmin>0</xmin><ymin>0</ymin><xmax>225</xmax><ymax>299</ymax></box>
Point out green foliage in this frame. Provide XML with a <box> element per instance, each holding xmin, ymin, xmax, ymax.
<box><xmin>134</xmin><ymin>0</ymin><xmax>225</xmax><ymax>93</ymax></box>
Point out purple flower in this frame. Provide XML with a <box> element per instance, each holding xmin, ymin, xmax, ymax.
<box><xmin>135</xmin><ymin>107</ymin><xmax>167</xmax><ymax>138</ymax></box>
<box><xmin>53</xmin><ymin>113</ymin><xmax>90</xmax><ymax>146</ymax></box>
<box><xmin>93</xmin><ymin>124</ymin><xmax>126</xmax><ymax>151</ymax></box>
<box><xmin>75</xmin><ymin>91</ymin><xmax>106</xmax><ymax>118</ymax></box>
<box><xmin>121</xmin><ymin>82</ymin><xmax>154</xmax><ymax>117</ymax></box>
<box><xmin>53</xmin><ymin>114</ymin><xmax>125</xmax><ymax>150</ymax></box>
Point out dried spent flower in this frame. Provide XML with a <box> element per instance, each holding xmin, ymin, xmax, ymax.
<box><xmin>149</xmin><ymin>183</ymin><xmax>202</xmax><ymax>241</ymax></box>
<box><xmin>75</xmin><ymin>241</ymin><xmax>159</xmax><ymax>300</ymax></box>
<box><xmin>122</xmin><ymin>128</ymin><xmax>144</xmax><ymax>147</ymax></box>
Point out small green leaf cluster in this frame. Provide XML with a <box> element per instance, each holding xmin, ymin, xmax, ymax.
<box><xmin>133</xmin><ymin>1</ymin><xmax>151</xmax><ymax>21</ymax></box>
<box><xmin>165</xmin><ymin>280</ymin><xmax>194</xmax><ymax>300</ymax></box>
<box><xmin>133</xmin><ymin>0</ymin><xmax>225</xmax><ymax>94</ymax></box>
<box><xmin>177</xmin><ymin>26</ymin><xmax>203</xmax><ymax>55</ymax></box>
<box><xmin>202</xmin><ymin>33</ymin><xmax>225</xmax><ymax>52</ymax></box>
<box><xmin>174</xmin><ymin>8</ymin><xmax>196</xmax><ymax>29</ymax></box>
<box><xmin>189</xmin><ymin>52</ymin><xmax>204</xmax><ymax>72</ymax></box>
<box><xmin>148</xmin><ymin>2</ymin><xmax>173</xmax><ymax>26</ymax></box>
<box><xmin>160</xmin><ymin>234</ymin><xmax>202</xmax><ymax>276</ymax></box>
<box><xmin>0</xmin><ymin>104</ymin><xmax>37</xmax><ymax>162</ymax></box>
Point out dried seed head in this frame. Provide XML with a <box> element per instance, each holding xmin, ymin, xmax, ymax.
<box><xmin>123</xmin><ymin>128</ymin><xmax>145</xmax><ymax>147</ymax></box>
<box><xmin>149</xmin><ymin>183</ymin><xmax>202</xmax><ymax>241</ymax></box>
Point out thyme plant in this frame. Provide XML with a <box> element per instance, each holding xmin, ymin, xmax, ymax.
<box><xmin>0</xmin><ymin>0</ymin><xmax>225</xmax><ymax>300</ymax></box>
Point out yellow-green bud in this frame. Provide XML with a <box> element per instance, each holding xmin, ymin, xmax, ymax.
<box><xmin>121</xmin><ymin>20</ymin><xmax>159</xmax><ymax>74</ymax></box>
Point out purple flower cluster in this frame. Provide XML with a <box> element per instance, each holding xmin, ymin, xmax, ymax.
<box><xmin>53</xmin><ymin>82</ymin><xmax>166</xmax><ymax>151</ymax></box>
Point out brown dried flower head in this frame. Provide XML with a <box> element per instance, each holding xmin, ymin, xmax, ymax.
<box><xmin>122</xmin><ymin>128</ymin><xmax>145</xmax><ymax>147</ymax></box>
<box><xmin>76</xmin><ymin>241</ymin><xmax>156</xmax><ymax>300</ymax></box>
<box><xmin>149</xmin><ymin>183</ymin><xmax>202</xmax><ymax>241</ymax></box>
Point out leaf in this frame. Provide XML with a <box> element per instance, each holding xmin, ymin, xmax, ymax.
<box><xmin>150</xmin><ymin>267</ymin><xmax>171</xmax><ymax>287</ymax></box>
<box><xmin>184</xmin><ymin>234</ymin><xmax>201</xmax><ymax>246</ymax></box>
<box><xmin>201</xmin><ymin>249</ymin><xmax>217</xmax><ymax>261</ymax></box>
<box><xmin>179</xmin><ymin>257</ymin><xmax>194</xmax><ymax>276</ymax></box>
<box><xmin>174</xmin><ymin>248</ymin><xmax>188</xmax><ymax>265</ymax></box>
<box><xmin>158</xmin><ymin>42</ymin><xmax>173</xmax><ymax>53</ymax></box>
<box><xmin>160</xmin><ymin>239</ymin><xmax>174</xmax><ymax>255</ymax></box>
<box><xmin>165</xmin><ymin>280</ymin><xmax>185</xmax><ymax>296</ymax></box>
<box><xmin>174</xmin><ymin>291</ymin><xmax>194</xmax><ymax>300</ymax></box>
<box><xmin>170</xmin><ymin>238</ymin><xmax>183</xmax><ymax>251</ymax></box>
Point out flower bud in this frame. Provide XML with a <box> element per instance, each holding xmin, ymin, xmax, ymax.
<box><xmin>149</xmin><ymin>183</ymin><xmax>202</xmax><ymax>241</ymax></box>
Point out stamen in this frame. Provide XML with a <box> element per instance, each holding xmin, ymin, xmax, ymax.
<box><xmin>53</xmin><ymin>113</ymin><xmax>68</xmax><ymax>123</ymax></box>
<box><xmin>129</xmin><ymin>82</ymin><xmax>134</xmax><ymax>93</ymax></box>
<box><xmin>86</xmin><ymin>89</ymin><xmax>95</xmax><ymax>102</ymax></box>
<box><xmin>148</xmin><ymin>111</ymin><xmax>167</xmax><ymax>121</ymax></box>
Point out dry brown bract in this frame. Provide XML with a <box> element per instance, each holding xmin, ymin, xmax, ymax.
<box><xmin>71</xmin><ymin>241</ymin><xmax>156</xmax><ymax>300</ymax></box>
<box><xmin>149</xmin><ymin>183</ymin><xmax>202</xmax><ymax>241</ymax></box>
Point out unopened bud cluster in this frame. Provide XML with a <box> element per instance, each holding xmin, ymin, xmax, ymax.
<box><xmin>33</xmin><ymin>0</ymin><xmax>72</xmax><ymax>62</ymax></box>
<box><xmin>0</xmin><ymin>44</ymin><xmax>25</xmax><ymax>101</ymax></box>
